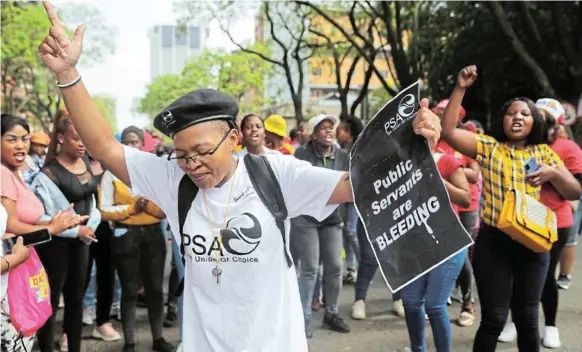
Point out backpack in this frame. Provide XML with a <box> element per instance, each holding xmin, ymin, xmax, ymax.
<box><xmin>175</xmin><ymin>153</ymin><xmax>291</xmax><ymax>296</ymax></box>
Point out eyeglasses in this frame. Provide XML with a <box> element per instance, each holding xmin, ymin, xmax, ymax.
<box><xmin>167</xmin><ymin>129</ymin><xmax>232</xmax><ymax>164</ymax></box>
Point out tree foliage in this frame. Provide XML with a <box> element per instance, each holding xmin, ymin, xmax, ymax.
<box><xmin>1</xmin><ymin>1</ymin><xmax>115</xmax><ymax>132</ymax></box>
<box><xmin>138</xmin><ymin>47</ymin><xmax>273</xmax><ymax>119</ymax></box>
<box><xmin>417</xmin><ymin>1</ymin><xmax>582</xmax><ymax>132</ymax></box>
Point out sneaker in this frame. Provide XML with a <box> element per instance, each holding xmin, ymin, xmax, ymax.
<box><xmin>92</xmin><ymin>323</ymin><xmax>121</xmax><ymax>342</ymax></box>
<box><xmin>59</xmin><ymin>295</ymin><xmax>65</xmax><ymax>309</ymax></box>
<box><xmin>153</xmin><ymin>338</ymin><xmax>175</xmax><ymax>352</ymax></box>
<box><xmin>457</xmin><ymin>307</ymin><xmax>475</xmax><ymax>327</ymax></box>
<box><xmin>110</xmin><ymin>303</ymin><xmax>121</xmax><ymax>321</ymax></box>
<box><xmin>59</xmin><ymin>334</ymin><xmax>68</xmax><ymax>352</ymax></box>
<box><xmin>343</xmin><ymin>270</ymin><xmax>357</xmax><ymax>285</ymax></box>
<box><xmin>322</xmin><ymin>313</ymin><xmax>350</xmax><ymax>333</ymax></box>
<box><xmin>164</xmin><ymin>308</ymin><xmax>177</xmax><ymax>328</ymax></box>
<box><xmin>447</xmin><ymin>296</ymin><xmax>452</xmax><ymax>305</ymax></box>
<box><xmin>351</xmin><ymin>300</ymin><xmax>366</xmax><ymax>320</ymax></box>
<box><xmin>123</xmin><ymin>343</ymin><xmax>136</xmax><ymax>352</ymax></box>
<box><xmin>557</xmin><ymin>274</ymin><xmax>572</xmax><ymax>290</ymax></box>
<box><xmin>304</xmin><ymin>318</ymin><xmax>313</xmax><ymax>339</ymax></box>
<box><xmin>392</xmin><ymin>299</ymin><xmax>405</xmax><ymax>318</ymax></box>
<box><xmin>82</xmin><ymin>307</ymin><xmax>94</xmax><ymax>326</ymax></box>
<box><xmin>542</xmin><ymin>326</ymin><xmax>561</xmax><ymax>348</ymax></box>
<box><xmin>498</xmin><ymin>322</ymin><xmax>517</xmax><ymax>343</ymax></box>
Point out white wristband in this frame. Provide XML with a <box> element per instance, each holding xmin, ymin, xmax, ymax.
<box><xmin>56</xmin><ymin>74</ymin><xmax>82</xmax><ymax>88</ymax></box>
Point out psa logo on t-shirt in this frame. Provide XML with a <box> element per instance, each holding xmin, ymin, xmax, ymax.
<box><xmin>183</xmin><ymin>213</ymin><xmax>262</xmax><ymax>264</ymax></box>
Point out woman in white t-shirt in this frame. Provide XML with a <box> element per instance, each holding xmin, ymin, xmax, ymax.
<box><xmin>0</xmin><ymin>204</ymin><xmax>33</xmax><ymax>351</ymax></box>
<box><xmin>237</xmin><ymin>113</ymin><xmax>281</xmax><ymax>157</ymax></box>
<box><xmin>37</xmin><ymin>4</ymin><xmax>441</xmax><ymax>350</ymax></box>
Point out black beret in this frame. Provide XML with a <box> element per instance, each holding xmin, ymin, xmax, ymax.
<box><xmin>153</xmin><ymin>89</ymin><xmax>239</xmax><ymax>137</ymax></box>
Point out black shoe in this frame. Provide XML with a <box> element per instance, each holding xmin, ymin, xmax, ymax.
<box><xmin>153</xmin><ymin>338</ymin><xmax>175</xmax><ymax>352</ymax></box>
<box><xmin>323</xmin><ymin>313</ymin><xmax>350</xmax><ymax>333</ymax></box>
<box><xmin>164</xmin><ymin>309</ymin><xmax>177</xmax><ymax>328</ymax></box>
<box><xmin>123</xmin><ymin>343</ymin><xmax>137</xmax><ymax>352</ymax></box>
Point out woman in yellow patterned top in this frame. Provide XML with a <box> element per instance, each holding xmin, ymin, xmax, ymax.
<box><xmin>440</xmin><ymin>66</ymin><xmax>582</xmax><ymax>352</ymax></box>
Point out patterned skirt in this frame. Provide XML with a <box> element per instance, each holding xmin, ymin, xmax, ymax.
<box><xmin>1</xmin><ymin>296</ymin><xmax>35</xmax><ymax>352</ymax></box>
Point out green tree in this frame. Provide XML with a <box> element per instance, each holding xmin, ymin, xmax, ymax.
<box><xmin>416</xmin><ymin>1</ymin><xmax>582</xmax><ymax>133</ymax></box>
<box><xmin>1</xmin><ymin>1</ymin><xmax>115</xmax><ymax>132</ymax></box>
<box><xmin>138</xmin><ymin>47</ymin><xmax>273</xmax><ymax>119</ymax></box>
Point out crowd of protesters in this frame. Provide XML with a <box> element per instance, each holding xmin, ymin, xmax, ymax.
<box><xmin>1</xmin><ymin>3</ymin><xmax>582</xmax><ymax>352</ymax></box>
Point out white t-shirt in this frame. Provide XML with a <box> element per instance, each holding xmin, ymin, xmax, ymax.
<box><xmin>236</xmin><ymin>146</ymin><xmax>281</xmax><ymax>158</ymax></box>
<box><xmin>1</xmin><ymin>204</ymin><xmax>9</xmax><ymax>301</ymax></box>
<box><xmin>123</xmin><ymin>146</ymin><xmax>344</xmax><ymax>352</ymax></box>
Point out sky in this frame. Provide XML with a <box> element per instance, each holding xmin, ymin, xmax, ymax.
<box><xmin>52</xmin><ymin>0</ymin><xmax>255</xmax><ymax>130</ymax></box>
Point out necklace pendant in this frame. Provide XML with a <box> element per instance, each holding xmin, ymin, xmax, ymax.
<box><xmin>212</xmin><ymin>266</ymin><xmax>222</xmax><ymax>284</ymax></box>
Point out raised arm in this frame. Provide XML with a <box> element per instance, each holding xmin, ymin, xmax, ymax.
<box><xmin>441</xmin><ymin>66</ymin><xmax>479</xmax><ymax>159</ymax></box>
<box><xmin>38</xmin><ymin>1</ymin><xmax>130</xmax><ymax>186</ymax></box>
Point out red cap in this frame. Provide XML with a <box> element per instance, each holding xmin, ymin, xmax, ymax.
<box><xmin>433</xmin><ymin>99</ymin><xmax>466</xmax><ymax>120</ymax></box>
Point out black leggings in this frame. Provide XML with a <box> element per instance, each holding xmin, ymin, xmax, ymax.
<box><xmin>112</xmin><ymin>224</ymin><xmax>166</xmax><ymax>345</ymax></box>
<box><xmin>84</xmin><ymin>222</ymin><xmax>115</xmax><ymax>326</ymax></box>
<box><xmin>540</xmin><ymin>226</ymin><xmax>569</xmax><ymax>327</ymax></box>
<box><xmin>36</xmin><ymin>237</ymin><xmax>89</xmax><ymax>352</ymax></box>
<box><xmin>472</xmin><ymin>224</ymin><xmax>549</xmax><ymax>352</ymax></box>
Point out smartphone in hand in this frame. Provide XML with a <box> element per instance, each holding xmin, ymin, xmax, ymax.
<box><xmin>525</xmin><ymin>156</ymin><xmax>539</xmax><ymax>175</ymax></box>
<box><xmin>3</xmin><ymin>229</ymin><xmax>51</xmax><ymax>253</ymax></box>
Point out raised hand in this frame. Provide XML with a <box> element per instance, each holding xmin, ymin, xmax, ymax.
<box><xmin>38</xmin><ymin>1</ymin><xmax>86</xmax><ymax>74</ymax></box>
<box><xmin>456</xmin><ymin>65</ymin><xmax>478</xmax><ymax>89</ymax></box>
<box><xmin>413</xmin><ymin>98</ymin><xmax>442</xmax><ymax>148</ymax></box>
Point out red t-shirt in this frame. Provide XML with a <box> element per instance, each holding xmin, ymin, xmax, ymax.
<box><xmin>540</xmin><ymin>138</ymin><xmax>582</xmax><ymax>228</ymax></box>
<box><xmin>436</xmin><ymin>153</ymin><xmax>463</xmax><ymax>214</ymax></box>
<box><xmin>435</xmin><ymin>140</ymin><xmax>480</xmax><ymax>212</ymax></box>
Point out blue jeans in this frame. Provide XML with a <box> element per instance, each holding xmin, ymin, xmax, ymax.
<box><xmin>401</xmin><ymin>249</ymin><xmax>465</xmax><ymax>352</ymax></box>
<box><xmin>343</xmin><ymin>203</ymin><xmax>360</xmax><ymax>271</ymax></box>
<box><xmin>354</xmin><ymin>220</ymin><xmax>400</xmax><ymax>302</ymax></box>
<box><xmin>83</xmin><ymin>261</ymin><xmax>96</xmax><ymax>309</ymax></box>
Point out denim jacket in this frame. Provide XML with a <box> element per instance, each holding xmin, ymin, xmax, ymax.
<box><xmin>30</xmin><ymin>172</ymin><xmax>101</xmax><ymax>242</ymax></box>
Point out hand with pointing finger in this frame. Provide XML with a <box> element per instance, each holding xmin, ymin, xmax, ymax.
<box><xmin>38</xmin><ymin>1</ymin><xmax>86</xmax><ymax>74</ymax></box>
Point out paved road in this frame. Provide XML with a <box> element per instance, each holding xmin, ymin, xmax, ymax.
<box><xmin>53</xmin><ymin>250</ymin><xmax>581</xmax><ymax>351</ymax></box>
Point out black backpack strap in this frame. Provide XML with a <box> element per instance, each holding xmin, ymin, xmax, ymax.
<box><xmin>244</xmin><ymin>154</ymin><xmax>292</xmax><ymax>268</ymax></box>
<box><xmin>175</xmin><ymin>174</ymin><xmax>199</xmax><ymax>296</ymax></box>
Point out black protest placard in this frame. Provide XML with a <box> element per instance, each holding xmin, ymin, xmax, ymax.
<box><xmin>350</xmin><ymin>82</ymin><xmax>473</xmax><ymax>292</ymax></box>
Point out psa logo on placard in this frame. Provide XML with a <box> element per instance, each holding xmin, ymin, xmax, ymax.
<box><xmin>183</xmin><ymin>213</ymin><xmax>262</xmax><ymax>264</ymax></box>
<box><xmin>384</xmin><ymin>93</ymin><xmax>417</xmax><ymax>137</ymax></box>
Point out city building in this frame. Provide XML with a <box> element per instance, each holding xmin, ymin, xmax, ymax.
<box><xmin>148</xmin><ymin>24</ymin><xmax>210</xmax><ymax>79</ymax></box>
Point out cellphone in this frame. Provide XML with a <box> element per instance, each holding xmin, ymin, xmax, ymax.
<box><xmin>525</xmin><ymin>156</ymin><xmax>539</xmax><ymax>174</ymax></box>
<box><xmin>3</xmin><ymin>229</ymin><xmax>51</xmax><ymax>253</ymax></box>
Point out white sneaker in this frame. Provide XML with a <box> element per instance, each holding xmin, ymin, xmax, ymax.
<box><xmin>391</xmin><ymin>299</ymin><xmax>405</xmax><ymax>318</ymax></box>
<box><xmin>82</xmin><ymin>307</ymin><xmax>94</xmax><ymax>325</ymax></box>
<box><xmin>498</xmin><ymin>322</ymin><xmax>517</xmax><ymax>343</ymax></box>
<box><xmin>59</xmin><ymin>295</ymin><xmax>65</xmax><ymax>309</ymax></box>
<box><xmin>351</xmin><ymin>300</ymin><xmax>366</xmax><ymax>320</ymax></box>
<box><xmin>92</xmin><ymin>323</ymin><xmax>121</xmax><ymax>342</ymax></box>
<box><xmin>59</xmin><ymin>334</ymin><xmax>68</xmax><ymax>352</ymax></box>
<box><xmin>542</xmin><ymin>326</ymin><xmax>561</xmax><ymax>349</ymax></box>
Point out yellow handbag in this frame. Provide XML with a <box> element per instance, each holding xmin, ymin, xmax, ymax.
<box><xmin>496</xmin><ymin>158</ymin><xmax>557</xmax><ymax>252</ymax></box>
